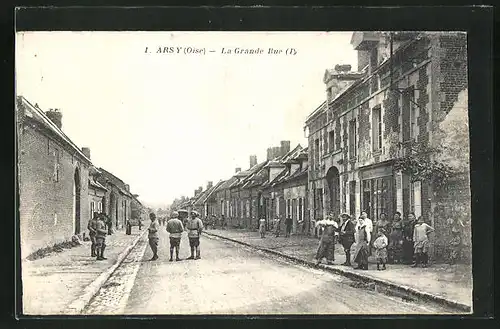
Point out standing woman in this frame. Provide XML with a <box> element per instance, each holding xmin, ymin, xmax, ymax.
<box><xmin>403</xmin><ymin>213</ymin><xmax>417</xmax><ymax>265</ymax></box>
<box><xmin>388</xmin><ymin>212</ymin><xmax>404</xmax><ymax>264</ymax></box>
<box><xmin>353</xmin><ymin>217</ymin><xmax>371</xmax><ymax>270</ymax></box>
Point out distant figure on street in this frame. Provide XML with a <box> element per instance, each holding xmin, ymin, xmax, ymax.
<box><xmin>87</xmin><ymin>212</ymin><xmax>99</xmax><ymax>257</ymax></box>
<box><xmin>95</xmin><ymin>214</ymin><xmax>108</xmax><ymax>261</ymax></box>
<box><xmin>166</xmin><ymin>211</ymin><xmax>184</xmax><ymax>262</ymax></box>
<box><xmin>138</xmin><ymin>218</ymin><xmax>143</xmax><ymax>230</ymax></box>
<box><xmin>412</xmin><ymin>216</ymin><xmax>435</xmax><ymax>267</ymax></box>
<box><xmin>220</xmin><ymin>214</ymin><xmax>226</xmax><ymax>230</ymax></box>
<box><xmin>259</xmin><ymin>218</ymin><xmax>266</xmax><ymax>238</ymax></box>
<box><xmin>274</xmin><ymin>216</ymin><xmax>282</xmax><ymax>237</ymax></box>
<box><xmin>285</xmin><ymin>216</ymin><xmax>293</xmax><ymax>238</ymax></box>
<box><xmin>126</xmin><ymin>218</ymin><xmax>132</xmax><ymax>235</ymax></box>
<box><xmin>339</xmin><ymin>213</ymin><xmax>355</xmax><ymax>266</ymax></box>
<box><xmin>353</xmin><ymin>216</ymin><xmax>371</xmax><ymax>270</ymax></box>
<box><xmin>314</xmin><ymin>215</ymin><xmax>339</xmax><ymax>265</ymax></box>
<box><xmin>373</xmin><ymin>228</ymin><xmax>388</xmax><ymax>270</ymax></box>
<box><xmin>186</xmin><ymin>211</ymin><xmax>204</xmax><ymax>260</ymax></box>
<box><xmin>148</xmin><ymin>213</ymin><xmax>160</xmax><ymax>261</ymax></box>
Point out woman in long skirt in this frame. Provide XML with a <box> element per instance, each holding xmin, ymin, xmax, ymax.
<box><xmin>353</xmin><ymin>218</ymin><xmax>370</xmax><ymax>270</ymax></box>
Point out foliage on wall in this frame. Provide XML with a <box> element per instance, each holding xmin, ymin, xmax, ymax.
<box><xmin>394</xmin><ymin>89</ymin><xmax>469</xmax><ymax>189</ymax></box>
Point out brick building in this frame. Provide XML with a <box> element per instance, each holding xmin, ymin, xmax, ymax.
<box><xmin>17</xmin><ymin>96</ymin><xmax>92</xmax><ymax>259</ymax></box>
<box><xmin>304</xmin><ymin>31</ymin><xmax>469</xmax><ymax>259</ymax></box>
<box><xmin>96</xmin><ymin>168</ymin><xmax>133</xmax><ymax>231</ymax></box>
<box><xmin>88</xmin><ymin>166</ymin><xmax>108</xmax><ymax>219</ymax></box>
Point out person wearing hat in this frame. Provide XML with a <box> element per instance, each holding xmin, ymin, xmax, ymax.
<box><xmin>314</xmin><ymin>215</ymin><xmax>339</xmax><ymax>265</ymax></box>
<box><xmin>373</xmin><ymin>227</ymin><xmax>389</xmax><ymax>270</ymax></box>
<box><xmin>338</xmin><ymin>213</ymin><xmax>356</xmax><ymax>266</ymax></box>
<box><xmin>95</xmin><ymin>213</ymin><xmax>108</xmax><ymax>260</ymax></box>
<box><xmin>147</xmin><ymin>212</ymin><xmax>160</xmax><ymax>261</ymax></box>
<box><xmin>186</xmin><ymin>210</ymin><xmax>204</xmax><ymax>260</ymax></box>
<box><xmin>166</xmin><ymin>211</ymin><xmax>184</xmax><ymax>261</ymax></box>
<box><xmin>87</xmin><ymin>212</ymin><xmax>99</xmax><ymax>257</ymax></box>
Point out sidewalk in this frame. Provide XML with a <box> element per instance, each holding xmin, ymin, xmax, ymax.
<box><xmin>205</xmin><ymin>228</ymin><xmax>472</xmax><ymax>310</ymax></box>
<box><xmin>21</xmin><ymin>229</ymin><xmax>146</xmax><ymax>315</ymax></box>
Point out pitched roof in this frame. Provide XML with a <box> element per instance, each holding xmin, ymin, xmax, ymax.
<box><xmin>89</xmin><ymin>176</ymin><xmax>108</xmax><ymax>191</ymax></box>
<box><xmin>196</xmin><ymin>180</ymin><xmax>224</xmax><ymax>204</ymax></box>
<box><xmin>17</xmin><ymin>96</ymin><xmax>91</xmax><ymax>164</ymax></box>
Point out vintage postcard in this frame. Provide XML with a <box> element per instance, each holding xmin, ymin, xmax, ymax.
<box><xmin>16</xmin><ymin>31</ymin><xmax>472</xmax><ymax>315</ymax></box>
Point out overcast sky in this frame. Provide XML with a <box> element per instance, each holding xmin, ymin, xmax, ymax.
<box><xmin>16</xmin><ymin>31</ymin><xmax>357</xmax><ymax>208</ymax></box>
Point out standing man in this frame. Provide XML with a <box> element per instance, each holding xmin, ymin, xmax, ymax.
<box><xmin>148</xmin><ymin>213</ymin><xmax>160</xmax><ymax>261</ymax></box>
<box><xmin>95</xmin><ymin>214</ymin><xmax>108</xmax><ymax>260</ymax></box>
<box><xmin>339</xmin><ymin>213</ymin><xmax>356</xmax><ymax>266</ymax></box>
<box><xmin>274</xmin><ymin>216</ymin><xmax>282</xmax><ymax>237</ymax></box>
<box><xmin>166</xmin><ymin>211</ymin><xmax>184</xmax><ymax>262</ymax></box>
<box><xmin>285</xmin><ymin>216</ymin><xmax>293</xmax><ymax>238</ymax></box>
<box><xmin>360</xmin><ymin>211</ymin><xmax>373</xmax><ymax>254</ymax></box>
<box><xmin>186</xmin><ymin>211</ymin><xmax>204</xmax><ymax>260</ymax></box>
<box><xmin>87</xmin><ymin>212</ymin><xmax>99</xmax><ymax>257</ymax></box>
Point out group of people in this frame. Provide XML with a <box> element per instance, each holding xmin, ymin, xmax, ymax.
<box><xmin>257</xmin><ymin>215</ymin><xmax>305</xmax><ymax>239</ymax></box>
<box><xmin>87</xmin><ymin>212</ymin><xmax>111</xmax><ymax>260</ymax></box>
<box><xmin>146</xmin><ymin>210</ymin><xmax>204</xmax><ymax>261</ymax></box>
<box><xmin>313</xmin><ymin>211</ymin><xmax>436</xmax><ymax>271</ymax></box>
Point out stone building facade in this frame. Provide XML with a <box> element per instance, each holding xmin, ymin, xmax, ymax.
<box><xmin>17</xmin><ymin>96</ymin><xmax>92</xmax><ymax>259</ymax></box>
<box><xmin>304</xmin><ymin>31</ymin><xmax>469</xmax><ymax>259</ymax></box>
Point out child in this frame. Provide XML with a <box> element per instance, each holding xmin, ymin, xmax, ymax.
<box><xmin>373</xmin><ymin>228</ymin><xmax>388</xmax><ymax>270</ymax></box>
<box><xmin>412</xmin><ymin>216</ymin><xmax>435</xmax><ymax>267</ymax></box>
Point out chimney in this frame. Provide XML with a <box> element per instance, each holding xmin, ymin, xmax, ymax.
<box><xmin>249</xmin><ymin>155</ymin><xmax>257</xmax><ymax>168</ymax></box>
<box><xmin>81</xmin><ymin>147</ymin><xmax>91</xmax><ymax>159</ymax></box>
<box><xmin>272</xmin><ymin>146</ymin><xmax>281</xmax><ymax>159</ymax></box>
<box><xmin>280</xmin><ymin>141</ymin><xmax>291</xmax><ymax>156</ymax></box>
<box><xmin>235</xmin><ymin>167</ymin><xmax>241</xmax><ymax>173</ymax></box>
<box><xmin>357</xmin><ymin>50</ymin><xmax>370</xmax><ymax>71</ymax></box>
<box><xmin>45</xmin><ymin>109</ymin><xmax>63</xmax><ymax>130</ymax></box>
<box><xmin>267</xmin><ymin>148</ymin><xmax>272</xmax><ymax>161</ymax></box>
<box><xmin>124</xmin><ymin>184</ymin><xmax>130</xmax><ymax>192</ymax></box>
<box><xmin>207</xmin><ymin>181</ymin><xmax>213</xmax><ymax>189</ymax></box>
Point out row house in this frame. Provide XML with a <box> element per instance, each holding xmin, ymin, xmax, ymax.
<box><xmin>260</xmin><ymin>145</ymin><xmax>305</xmax><ymax>232</ymax></box>
<box><xmin>305</xmin><ymin>31</ymin><xmax>469</xmax><ymax>259</ymax></box>
<box><xmin>96</xmin><ymin>168</ymin><xmax>134</xmax><ymax>231</ymax></box>
<box><xmin>17</xmin><ymin>96</ymin><xmax>146</xmax><ymax>259</ymax></box>
<box><xmin>17</xmin><ymin>97</ymin><xmax>92</xmax><ymax>258</ymax></box>
<box><xmin>194</xmin><ymin>180</ymin><xmax>224</xmax><ymax>220</ymax></box>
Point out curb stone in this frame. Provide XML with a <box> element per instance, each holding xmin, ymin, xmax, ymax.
<box><xmin>203</xmin><ymin>231</ymin><xmax>471</xmax><ymax>313</ymax></box>
<box><xmin>63</xmin><ymin>230</ymin><xmax>148</xmax><ymax>314</ymax></box>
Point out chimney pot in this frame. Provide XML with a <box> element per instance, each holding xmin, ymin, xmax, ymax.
<box><xmin>249</xmin><ymin>155</ymin><xmax>258</xmax><ymax>168</ymax></box>
<box><xmin>45</xmin><ymin>109</ymin><xmax>63</xmax><ymax>130</ymax></box>
<box><xmin>81</xmin><ymin>147</ymin><xmax>91</xmax><ymax>159</ymax></box>
<box><xmin>207</xmin><ymin>181</ymin><xmax>213</xmax><ymax>189</ymax></box>
<box><xmin>235</xmin><ymin>167</ymin><xmax>241</xmax><ymax>173</ymax></box>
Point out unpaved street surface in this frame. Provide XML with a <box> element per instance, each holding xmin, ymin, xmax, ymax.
<box><xmin>84</xmin><ymin>228</ymin><xmax>457</xmax><ymax>315</ymax></box>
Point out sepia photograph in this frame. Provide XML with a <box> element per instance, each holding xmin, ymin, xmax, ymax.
<box><xmin>16</xmin><ymin>30</ymin><xmax>472</xmax><ymax>316</ymax></box>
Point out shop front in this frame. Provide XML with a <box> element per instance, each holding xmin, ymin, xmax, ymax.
<box><xmin>359</xmin><ymin>161</ymin><xmax>396</xmax><ymax>222</ymax></box>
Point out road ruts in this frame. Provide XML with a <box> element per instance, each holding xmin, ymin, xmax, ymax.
<box><xmin>82</xmin><ymin>228</ymin><xmax>457</xmax><ymax>315</ymax></box>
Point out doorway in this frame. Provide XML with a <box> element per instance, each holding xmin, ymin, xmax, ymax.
<box><xmin>326</xmin><ymin>166</ymin><xmax>341</xmax><ymax>218</ymax></box>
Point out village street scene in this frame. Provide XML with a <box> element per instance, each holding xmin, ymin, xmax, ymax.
<box><xmin>17</xmin><ymin>31</ymin><xmax>471</xmax><ymax>315</ymax></box>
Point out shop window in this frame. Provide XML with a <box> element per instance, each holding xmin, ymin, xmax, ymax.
<box><xmin>372</xmin><ymin>106</ymin><xmax>382</xmax><ymax>151</ymax></box>
<box><xmin>361</xmin><ymin>176</ymin><xmax>394</xmax><ymax>221</ymax></box>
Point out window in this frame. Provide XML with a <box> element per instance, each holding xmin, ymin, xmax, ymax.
<box><xmin>298</xmin><ymin>198</ymin><xmax>303</xmax><ymax>222</ymax></box>
<box><xmin>246</xmin><ymin>200</ymin><xmax>250</xmax><ymax>218</ymax></box>
<box><xmin>349</xmin><ymin>119</ymin><xmax>357</xmax><ymax>159</ymax></box>
<box><xmin>97</xmin><ymin>201</ymin><xmax>102</xmax><ymax>213</ymax></box>
<box><xmin>90</xmin><ymin>201</ymin><xmax>95</xmax><ymax>217</ymax></box>
<box><xmin>402</xmin><ymin>86</ymin><xmax>416</xmax><ymax>142</ymax></box>
<box><xmin>372</xmin><ymin>106</ymin><xmax>382</xmax><ymax>151</ymax></box>
<box><xmin>314</xmin><ymin>139</ymin><xmax>320</xmax><ymax>168</ymax></box>
<box><xmin>328</xmin><ymin>130</ymin><xmax>335</xmax><ymax>153</ymax></box>
<box><xmin>53</xmin><ymin>149</ymin><xmax>60</xmax><ymax>182</ymax></box>
<box><xmin>361</xmin><ymin>177</ymin><xmax>394</xmax><ymax>221</ymax></box>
